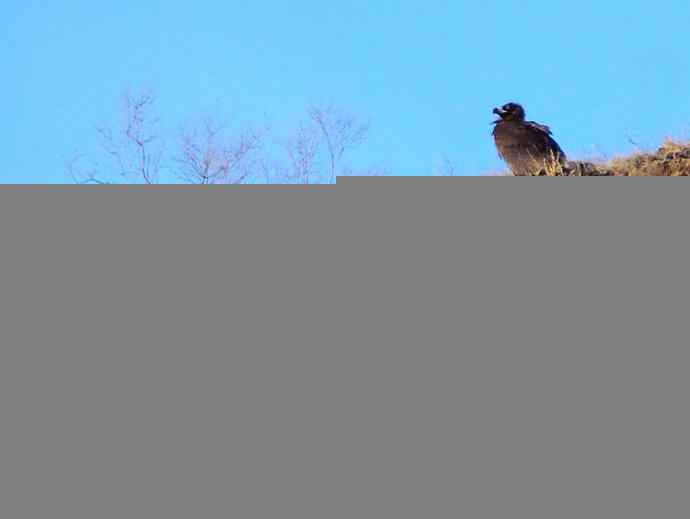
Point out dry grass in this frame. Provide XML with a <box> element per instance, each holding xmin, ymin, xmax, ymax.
<box><xmin>501</xmin><ymin>139</ymin><xmax>690</xmax><ymax>176</ymax></box>
<box><xmin>604</xmin><ymin>139</ymin><xmax>690</xmax><ymax>176</ymax></box>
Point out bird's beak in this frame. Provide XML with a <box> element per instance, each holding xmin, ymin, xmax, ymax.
<box><xmin>493</xmin><ymin>107</ymin><xmax>505</xmax><ymax>116</ymax></box>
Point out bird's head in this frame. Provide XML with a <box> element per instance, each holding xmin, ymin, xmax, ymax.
<box><xmin>493</xmin><ymin>103</ymin><xmax>526</xmax><ymax>122</ymax></box>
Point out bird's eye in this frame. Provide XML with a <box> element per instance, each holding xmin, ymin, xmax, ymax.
<box><xmin>503</xmin><ymin>105</ymin><xmax>511</xmax><ymax>111</ymax></box>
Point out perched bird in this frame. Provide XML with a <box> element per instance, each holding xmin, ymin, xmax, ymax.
<box><xmin>492</xmin><ymin>103</ymin><xmax>567</xmax><ymax>176</ymax></box>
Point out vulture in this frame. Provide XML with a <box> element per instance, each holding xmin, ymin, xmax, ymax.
<box><xmin>492</xmin><ymin>103</ymin><xmax>567</xmax><ymax>176</ymax></box>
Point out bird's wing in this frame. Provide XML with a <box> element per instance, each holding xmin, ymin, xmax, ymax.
<box><xmin>526</xmin><ymin>121</ymin><xmax>566</xmax><ymax>160</ymax></box>
<box><xmin>526</xmin><ymin>121</ymin><xmax>552</xmax><ymax>135</ymax></box>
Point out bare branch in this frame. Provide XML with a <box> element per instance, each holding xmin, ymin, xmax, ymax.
<box><xmin>284</xmin><ymin>123</ymin><xmax>321</xmax><ymax>184</ymax></box>
<box><xmin>308</xmin><ymin>104</ymin><xmax>370</xmax><ymax>183</ymax></box>
<box><xmin>435</xmin><ymin>155</ymin><xmax>460</xmax><ymax>176</ymax></box>
<box><xmin>175</xmin><ymin>117</ymin><xmax>266</xmax><ymax>184</ymax></box>
<box><xmin>69</xmin><ymin>89</ymin><xmax>379</xmax><ymax>184</ymax></box>
<box><xmin>71</xmin><ymin>89</ymin><xmax>164</xmax><ymax>184</ymax></box>
<box><xmin>66</xmin><ymin>152</ymin><xmax>112</xmax><ymax>185</ymax></box>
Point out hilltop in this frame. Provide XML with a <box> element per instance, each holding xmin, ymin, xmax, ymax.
<box><xmin>506</xmin><ymin>140</ymin><xmax>690</xmax><ymax>176</ymax></box>
<box><xmin>599</xmin><ymin>140</ymin><xmax>690</xmax><ymax>176</ymax></box>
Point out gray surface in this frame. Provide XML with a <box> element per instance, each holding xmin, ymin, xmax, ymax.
<box><xmin>1</xmin><ymin>182</ymin><xmax>688</xmax><ymax>518</ymax></box>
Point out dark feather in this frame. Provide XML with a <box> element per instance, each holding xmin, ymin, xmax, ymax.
<box><xmin>492</xmin><ymin>103</ymin><xmax>566</xmax><ymax>176</ymax></box>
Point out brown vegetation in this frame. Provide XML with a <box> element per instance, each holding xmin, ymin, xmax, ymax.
<box><xmin>512</xmin><ymin>140</ymin><xmax>690</xmax><ymax>177</ymax></box>
<box><xmin>604</xmin><ymin>140</ymin><xmax>690</xmax><ymax>176</ymax></box>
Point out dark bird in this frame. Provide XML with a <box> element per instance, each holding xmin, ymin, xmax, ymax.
<box><xmin>492</xmin><ymin>103</ymin><xmax>567</xmax><ymax>176</ymax></box>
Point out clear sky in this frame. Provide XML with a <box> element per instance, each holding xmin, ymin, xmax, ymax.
<box><xmin>5</xmin><ymin>0</ymin><xmax>690</xmax><ymax>182</ymax></box>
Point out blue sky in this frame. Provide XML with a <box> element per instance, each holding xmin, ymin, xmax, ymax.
<box><xmin>5</xmin><ymin>0</ymin><xmax>690</xmax><ymax>182</ymax></box>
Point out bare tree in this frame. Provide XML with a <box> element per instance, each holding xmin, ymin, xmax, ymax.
<box><xmin>175</xmin><ymin>117</ymin><xmax>266</xmax><ymax>184</ymax></box>
<box><xmin>253</xmin><ymin>104</ymin><xmax>373</xmax><ymax>184</ymax></box>
<box><xmin>308</xmin><ymin>104</ymin><xmax>371</xmax><ymax>183</ymax></box>
<box><xmin>70</xmin><ymin>89</ymin><xmax>164</xmax><ymax>184</ymax></box>
<box><xmin>69</xmin><ymin>90</ymin><xmax>379</xmax><ymax>184</ymax></box>
<box><xmin>284</xmin><ymin>123</ymin><xmax>321</xmax><ymax>184</ymax></box>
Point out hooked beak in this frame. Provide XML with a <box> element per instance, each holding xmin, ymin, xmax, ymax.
<box><xmin>493</xmin><ymin>107</ymin><xmax>506</xmax><ymax>117</ymax></box>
